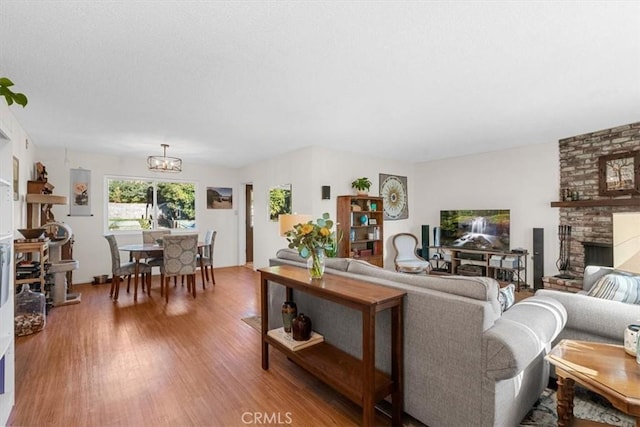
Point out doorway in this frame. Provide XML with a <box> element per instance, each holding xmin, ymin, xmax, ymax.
<box><xmin>245</xmin><ymin>184</ymin><xmax>253</xmax><ymax>264</ymax></box>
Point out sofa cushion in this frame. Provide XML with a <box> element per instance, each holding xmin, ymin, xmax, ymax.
<box><xmin>346</xmin><ymin>258</ymin><xmax>502</xmax><ymax>315</ymax></box>
<box><xmin>587</xmin><ymin>273</ymin><xmax>640</xmax><ymax>305</ymax></box>
<box><xmin>498</xmin><ymin>284</ymin><xmax>516</xmax><ymax>312</ymax></box>
<box><xmin>275</xmin><ymin>248</ymin><xmax>350</xmax><ymax>271</ymax></box>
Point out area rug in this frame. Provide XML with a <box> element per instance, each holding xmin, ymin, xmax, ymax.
<box><xmin>241</xmin><ymin>315</ymin><xmax>261</xmax><ymax>332</ymax></box>
<box><xmin>519</xmin><ymin>386</ymin><xmax>634</xmax><ymax>426</ymax></box>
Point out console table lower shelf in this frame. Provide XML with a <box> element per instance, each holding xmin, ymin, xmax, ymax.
<box><xmin>259</xmin><ymin>265</ymin><xmax>406</xmax><ymax>427</ymax></box>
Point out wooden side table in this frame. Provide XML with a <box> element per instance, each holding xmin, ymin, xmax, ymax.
<box><xmin>546</xmin><ymin>339</ymin><xmax>640</xmax><ymax>427</ymax></box>
<box><xmin>259</xmin><ymin>265</ymin><xmax>406</xmax><ymax>426</ymax></box>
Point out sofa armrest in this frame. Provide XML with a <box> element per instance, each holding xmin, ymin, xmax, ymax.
<box><xmin>535</xmin><ymin>289</ymin><xmax>640</xmax><ymax>342</ymax></box>
<box><xmin>483</xmin><ymin>296</ymin><xmax>567</xmax><ymax>380</ymax></box>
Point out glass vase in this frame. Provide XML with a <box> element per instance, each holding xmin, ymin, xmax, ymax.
<box><xmin>307</xmin><ymin>247</ymin><xmax>325</xmax><ymax>279</ymax></box>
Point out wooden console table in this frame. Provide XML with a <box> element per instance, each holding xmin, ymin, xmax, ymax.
<box><xmin>259</xmin><ymin>265</ymin><xmax>406</xmax><ymax>426</ymax></box>
<box><xmin>546</xmin><ymin>339</ymin><xmax>640</xmax><ymax>426</ymax></box>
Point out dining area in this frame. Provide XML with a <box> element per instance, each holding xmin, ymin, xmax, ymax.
<box><xmin>104</xmin><ymin>229</ymin><xmax>217</xmax><ymax>303</ymax></box>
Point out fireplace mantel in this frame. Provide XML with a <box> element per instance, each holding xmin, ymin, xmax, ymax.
<box><xmin>550</xmin><ymin>198</ymin><xmax>640</xmax><ymax>208</ymax></box>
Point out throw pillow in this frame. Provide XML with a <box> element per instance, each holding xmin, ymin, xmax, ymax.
<box><xmin>587</xmin><ymin>273</ymin><xmax>640</xmax><ymax>304</ymax></box>
<box><xmin>498</xmin><ymin>284</ymin><xmax>516</xmax><ymax>313</ymax></box>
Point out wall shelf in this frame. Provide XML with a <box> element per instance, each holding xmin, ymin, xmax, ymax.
<box><xmin>550</xmin><ymin>198</ymin><xmax>640</xmax><ymax>208</ymax></box>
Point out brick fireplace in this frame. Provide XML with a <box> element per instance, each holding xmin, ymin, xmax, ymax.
<box><xmin>554</xmin><ymin>121</ymin><xmax>640</xmax><ymax>282</ymax></box>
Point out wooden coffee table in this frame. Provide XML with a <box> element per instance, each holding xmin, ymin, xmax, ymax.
<box><xmin>546</xmin><ymin>339</ymin><xmax>640</xmax><ymax>427</ymax></box>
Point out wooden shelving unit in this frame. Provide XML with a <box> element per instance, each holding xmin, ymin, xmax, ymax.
<box><xmin>14</xmin><ymin>240</ymin><xmax>49</xmax><ymax>293</ymax></box>
<box><xmin>336</xmin><ymin>195</ymin><xmax>384</xmax><ymax>267</ymax></box>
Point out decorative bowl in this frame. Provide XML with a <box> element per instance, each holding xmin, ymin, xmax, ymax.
<box><xmin>17</xmin><ymin>228</ymin><xmax>46</xmax><ymax>239</ymax></box>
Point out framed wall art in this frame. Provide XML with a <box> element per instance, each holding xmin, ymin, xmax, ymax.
<box><xmin>69</xmin><ymin>168</ymin><xmax>92</xmax><ymax>216</ymax></box>
<box><xmin>207</xmin><ymin>187</ymin><xmax>233</xmax><ymax>209</ymax></box>
<box><xmin>598</xmin><ymin>151</ymin><xmax>640</xmax><ymax>196</ymax></box>
<box><xmin>379</xmin><ymin>173</ymin><xmax>408</xmax><ymax>220</ymax></box>
<box><xmin>269</xmin><ymin>184</ymin><xmax>292</xmax><ymax>221</ymax></box>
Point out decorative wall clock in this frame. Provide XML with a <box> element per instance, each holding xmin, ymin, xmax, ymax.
<box><xmin>379</xmin><ymin>174</ymin><xmax>408</xmax><ymax>220</ymax></box>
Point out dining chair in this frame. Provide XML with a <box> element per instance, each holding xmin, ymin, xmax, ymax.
<box><xmin>197</xmin><ymin>230</ymin><xmax>217</xmax><ymax>288</ymax></box>
<box><xmin>142</xmin><ymin>229</ymin><xmax>171</xmax><ymax>246</ymax></box>
<box><xmin>104</xmin><ymin>234</ymin><xmax>152</xmax><ymax>301</ymax></box>
<box><xmin>392</xmin><ymin>233</ymin><xmax>432</xmax><ymax>274</ymax></box>
<box><xmin>160</xmin><ymin>234</ymin><xmax>198</xmax><ymax>303</ymax></box>
<box><xmin>142</xmin><ymin>229</ymin><xmax>171</xmax><ymax>285</ymax></box>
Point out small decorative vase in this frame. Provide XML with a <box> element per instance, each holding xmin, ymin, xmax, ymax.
<box><xmin>624</xmin><ymin>324</ymin><xmax>640</xmax><ymax>356</ymax></box>
<box><xmin>281</xmin><ymin>301</ymin><xmax>297</xmax><ymax>333</ymax></box>
<box><xmin>307</xmin><ymin>247</ymin><xmax>325</xmax><ymax>279</ymax></box>
<box><xmin>292</xmin><ymin>313</ymin><xmax>312</xmax><ymax>341</ymax></box>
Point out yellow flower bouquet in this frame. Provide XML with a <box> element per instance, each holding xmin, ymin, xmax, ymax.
<box><xmin>285</xmin><ymin>213</ymin><xmax>335</xmax><ymax>278</ymax></box>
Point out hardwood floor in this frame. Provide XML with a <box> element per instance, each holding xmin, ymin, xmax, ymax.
<box><xmin>7</xmin><ymin>266</ymin><xmax>397</xmax><ymax>426</ymax></box>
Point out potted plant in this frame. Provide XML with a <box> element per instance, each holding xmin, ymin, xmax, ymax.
<box><xmin>0</xmin><ymin>77</ymin><xmax>28</xmax><ymax>107</ymax></box>
<box><xmin>351</xmin><ymin>177</ymin><xmax>372</xmax><ymax>195</ymax></box>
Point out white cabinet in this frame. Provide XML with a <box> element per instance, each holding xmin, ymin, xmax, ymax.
<box><xmin>0</xmin><ymin>135</ymin><xmax>14</xmax><ymax>425</ymax></box>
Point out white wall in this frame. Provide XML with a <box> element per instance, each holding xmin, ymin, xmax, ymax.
<box><xmin>239</xmin><ymin>146</ymin><xmax>412</xmax><ymax>270</ymax></box>
<box><xmin>33</xmin><ymin>147</ymin><xmax>241</xmax><ymax>284</ymax></box>
<box><xmin>24</xmin><ymin>137</ymin><xmax>560</xmax><ymax>285</ymax></box>
<box><xmin>413</xmin><ymin>142</ymin><xmax>560</xmax><ymax>284</ymax></box>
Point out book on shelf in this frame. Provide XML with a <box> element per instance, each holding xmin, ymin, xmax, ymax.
<box><xmin>267</xmin><ymin>327</ymin><xmax>324</xmax><ymax>351</ymax></box>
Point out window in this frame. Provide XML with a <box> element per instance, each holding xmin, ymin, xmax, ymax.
<box><xmin>106</xmin><ymin>177</ymin><xmax>196</xmax><ymax>231</ymax></box>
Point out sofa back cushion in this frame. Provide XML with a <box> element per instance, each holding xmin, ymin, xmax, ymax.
<box><xmin>346</xmin><ymin>259</ymin><xmax>502</xmax><ymax>315</ymax></box>
<box><xmin>587</xmin><ymin>273</ymin><xmax>640</xmax><ymax>305</ymax></box>
<box><xmin>275</xmin><ymin>248</ymin><xmax>350</xmax><ymax>271</ymax></box>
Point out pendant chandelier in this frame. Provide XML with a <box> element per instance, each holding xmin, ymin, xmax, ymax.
<box><xmin>147</xmin><ymin>143</ymin><xmax>182</xmax><ymax>172</ymax></box>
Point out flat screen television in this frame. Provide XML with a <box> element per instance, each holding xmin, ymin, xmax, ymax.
<box><xmin>439</xmin><ymin>209</ymin><xmax>510</xmax><ymax>251</ymax></box>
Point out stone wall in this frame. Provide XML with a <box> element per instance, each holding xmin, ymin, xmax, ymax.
<box><xmin>558</xmin><ymin>121</ymin><xmax>640</xmax><ymax>279</ymax></box>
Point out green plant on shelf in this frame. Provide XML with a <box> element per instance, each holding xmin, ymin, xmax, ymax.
<box><xmin>351</xmin><ymin>177</ymin><xmax>372</xmax><ymax>193</ymax></box>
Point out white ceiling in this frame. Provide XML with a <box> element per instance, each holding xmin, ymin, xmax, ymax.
<box><xmin>1</xmin><ymin>1</ymin><xmax>639</xmax><ymax>167</ymax></box>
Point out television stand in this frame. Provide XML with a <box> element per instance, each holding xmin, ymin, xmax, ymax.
<box><xmin>427</xmin><ymin>246</ymin><xmax>529</xmax><ymax>291</ymax></box>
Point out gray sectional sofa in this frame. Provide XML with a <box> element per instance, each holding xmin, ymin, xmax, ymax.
<box><xmin>536</xmin><ymin>265</ymin><xmax>640</xmax><ymax>346</ymax></box>
<box><xmin>267</xmin><ymin>249</ymin><xmax>567</xmax><ymax>427</ymax></box>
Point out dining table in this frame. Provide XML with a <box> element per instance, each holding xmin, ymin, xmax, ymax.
<box><xmin>118</xmin><ymin>241</ymin><xmax>206</xmax><ymax>301</ymax></box>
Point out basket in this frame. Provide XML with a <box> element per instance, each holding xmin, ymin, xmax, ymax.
<box><xmin>92</xmin><ymin>274</ymin><xmax>110</xmax><ymax>285</ymax></box>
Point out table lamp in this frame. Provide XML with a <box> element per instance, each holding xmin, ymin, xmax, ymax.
<box><xmin>279</xmin><ymin>213</ymin><xmax>312</xmax><ymax>236</ymax></box>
